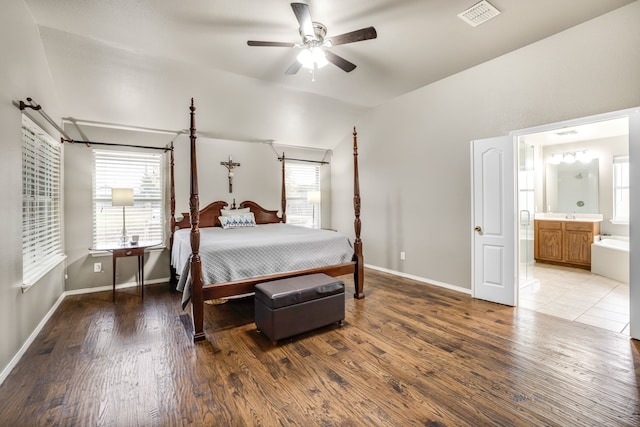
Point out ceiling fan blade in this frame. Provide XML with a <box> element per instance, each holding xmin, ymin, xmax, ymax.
<box><xmin>325</xmin><ymin>51</ymin><xmax>356</xmax><ymax>73</ymax></box>
<box><xmin>291</xmin><ymin>3</ymin><xmax>316</xmax><ymax>41</ymax></box>
<box><xmin>328</xmin><ymin>26</ymin><xmax>377</xmax><ymax>46</ymax></box>
<box><xmin>285</xmin><ymin>61</ymin><xmax>303</xmax><ymax>75</ymax></box>
<box><xmin>247</xmin><ymin>41</ymin><xmax>295</xmax><ymax>47</ymax></box>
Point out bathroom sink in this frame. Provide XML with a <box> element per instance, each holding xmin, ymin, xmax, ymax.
<box><xmin>534</xmin><ymin>213</ymin><xmax>603</xmax><ymax>222</ymax></box>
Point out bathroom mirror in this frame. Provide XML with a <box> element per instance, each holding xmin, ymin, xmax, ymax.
<box><xmin>545</xmin><ymin>159</ymin><xmax>599</xmax><ymax>214</ymax></box>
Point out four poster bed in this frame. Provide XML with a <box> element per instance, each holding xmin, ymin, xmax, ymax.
<box><xmin>171</xmin><ymin>99</ymin><xmax>364</xmax><ymax>342</ymax></box>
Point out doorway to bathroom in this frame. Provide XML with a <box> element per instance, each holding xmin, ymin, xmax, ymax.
<box><xmin>515</xmin><ymin>113</ymin><xmax>633</xmax><ymax>334</ymax></box>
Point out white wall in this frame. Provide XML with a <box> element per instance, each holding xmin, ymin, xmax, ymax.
<box><xmin>0</xmin><ymin>0</ymin><xmax>65</xmax><ymax>378</ymax></box>
<box><xmin>331</xmin><ymin>3</ymin><xmax>640</xmax><ymax>291</ymax></box>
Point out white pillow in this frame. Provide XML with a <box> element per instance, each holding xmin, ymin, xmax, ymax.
<box><xmin>219</xmin><ymin>212</ymin><xmax>256</xmax><ymax>229</ymax></box>
<box><xmin>220</xmin><ymin>207</ymin><xmax>251</xmax><ymax>216</ymax></box>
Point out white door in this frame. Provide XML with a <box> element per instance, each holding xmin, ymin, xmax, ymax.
<box><xmin>471</xmin><ymin>136</ymin><xmax>517</xmax><ymax>306</ymax></box>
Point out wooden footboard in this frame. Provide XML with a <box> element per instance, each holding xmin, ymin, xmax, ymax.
<box><xmin>202</xmin><ymin>262</ymin><xmax>356</xmax><ymax>301</ymax></box>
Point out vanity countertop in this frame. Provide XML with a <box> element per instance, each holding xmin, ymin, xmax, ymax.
<box><xmin>534</xmin><ymin>213</ymin><xmax>603</xmax><ymax>223</ymax></box>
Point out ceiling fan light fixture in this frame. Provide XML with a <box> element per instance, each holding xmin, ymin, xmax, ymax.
<box><xmin>297</xmin><ymin>48</ymin><xmax>313</xmax><ymax>68</ymax></box>
<box><xmin>297</xmin><ymin>47</ymin><xmax>327</xmax><ymax>69</ymax></box>
<box><xmin>248</xmin><ymin>3</ymin><xmax>373</xmax><ymax>75</ymax></box>
<box><xmin>312</xmin><ymin>48</ymin><xmax>328</xmax><ymax>68</ymax></box>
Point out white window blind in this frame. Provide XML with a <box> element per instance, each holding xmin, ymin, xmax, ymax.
<box><xmin>93</xmin><ymin>150</ymin><xmax>164</xmax><ymax>246</ymax></box>
<box><xmin>22</xmin><ymin>115</ymin><xmax>65</xmax><ymax>286</ymax></box>
<box><xmin>613</xmin><ymin>155</ymin><xmax>629</xmax><ymax>223</ymax></box>
<box><xmin>285</xmin><ymin>162</ymin><xmax>321</xmax><ymax>228</ymax></box>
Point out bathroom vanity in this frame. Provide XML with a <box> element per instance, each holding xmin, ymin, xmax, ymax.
<box><xmin>534</xmin><ymin>215</ymin><xmax>602</xmax><ymax>269</ymax></box>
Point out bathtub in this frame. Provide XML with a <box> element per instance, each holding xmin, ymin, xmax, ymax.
<box><xmin>591</xmin><ymin>238</ymin><xmax>629</xmax><ymax>283</ymax></box>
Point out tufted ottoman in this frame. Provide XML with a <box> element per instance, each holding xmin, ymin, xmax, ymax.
<box><xmin>254</xmin><ymin>273</ymin><xmax>345</xmax><ymax>343</ymax></box>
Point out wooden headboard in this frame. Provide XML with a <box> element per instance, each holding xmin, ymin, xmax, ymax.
<box><xmin>239</xmin><ymin>200</ymin><xmax>283</xmax><ymax>224</ymax></box>
<box><xmin>175</xmin><ymin>199</ymin><xmax>283</xmax><ymax>229</ymax></box>
<box><xmin>175</xmin><ymin>200</ymin><xmax>228</xmax><ymax>229</ymax></box>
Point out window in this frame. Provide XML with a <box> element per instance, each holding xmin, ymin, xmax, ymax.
<box><xmin>285</xmin><ymin>162</ymin><xmax>321</xmax><ymax>228</ymax></box>
<box><xmin>93</xmin><ymin>150</ymin><xmax>164</xmax><ymax>246</ymax></box>
<box><xmin>22</xmin><ymin>115</ymin><xmax>65</xmax><ymax>286</ymax></box>
<box><xmin>613</xmin><ymin>155</ymin><xmax>629</xmax><ymax>223</ymax></box>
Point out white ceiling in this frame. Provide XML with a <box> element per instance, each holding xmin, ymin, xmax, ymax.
<box><xmin>24</xmin><ymin>0</ymin><xmax>635</xmax><ymax>148</ymax></box>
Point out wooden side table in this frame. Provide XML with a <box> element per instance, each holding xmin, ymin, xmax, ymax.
<box><xmin>90</xmin><ymin>242</ymin><xmax>161</xmax><ymax>302</ymax></box>
<box><xmin>112</xmin><ymin>246</ymin><xmax>146</xmax><ymax>302</ymax></box>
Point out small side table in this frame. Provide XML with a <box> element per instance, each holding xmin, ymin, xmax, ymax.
<box><xmin>91</xmin><ymin>241</ymin><xmax>162</xmax><ymax>302</ymax></box>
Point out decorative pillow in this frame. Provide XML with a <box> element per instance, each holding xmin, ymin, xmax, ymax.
<box><xmin>219</xmin><ymin>212</ymin><xmax>257</xmax><ymax>229</ymax></box>
<box><xmin>220</xmin><ymin>207</ymin><xmax>251</xmax><ymax>216</ymax></box>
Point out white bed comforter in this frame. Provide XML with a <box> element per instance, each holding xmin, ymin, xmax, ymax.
<box><xmin>173</xmin><ymin>223</ymin><xmax>354</xmax><ymax>307</ymax></box>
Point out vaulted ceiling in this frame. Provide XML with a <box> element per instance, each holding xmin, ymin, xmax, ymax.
<box><xmin>24</xmin><ymin>0</ymin><xmax>635</xmax><ymax>148</ymax></box>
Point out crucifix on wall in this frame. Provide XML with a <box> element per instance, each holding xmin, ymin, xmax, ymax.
<box><xmin>220</xmin><ymin>155</ymin><xmax>240</xmax><ymax>193</ymax></box>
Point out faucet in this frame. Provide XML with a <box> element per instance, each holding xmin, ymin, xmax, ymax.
<box><xmin>565</xmin><ymin>212</ymin><xmax>576</xmax><ymax>219</ymax></box>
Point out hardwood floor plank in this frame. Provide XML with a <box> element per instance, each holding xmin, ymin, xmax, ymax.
<box><xmin>0</xmin><ymin>269</ymin><xmax>639</xmax><ymax>426</ymax></box>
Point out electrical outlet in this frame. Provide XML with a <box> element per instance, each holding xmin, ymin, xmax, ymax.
<box><xmin>400</xmin><ymin>251</ymin><xmax>406</xmax><ymax>261</ymax></box>
<box><xmin>93</xmin><ymin>262</ymin><xmax>102</xmax><ymax>273</ymax></box>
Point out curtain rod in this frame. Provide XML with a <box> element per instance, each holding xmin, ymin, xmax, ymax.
<box><xmin>66</xmin><ymin>139</ymin><xmax>172</xmax><ymax>151</ymax></box>
<box><xmin>16</xmin><ymin>97</ymin><xmax>74</xmax><ymax>142</ymax></box>
<box><xmin>278</xmin><ymin>156</ymin><xmax>329</xmax><ymax>165</ymax></box>
<box><xmin>16</xmin><ymin>97</ymin><xmax>172</xmax><ymax>152</ymax></box>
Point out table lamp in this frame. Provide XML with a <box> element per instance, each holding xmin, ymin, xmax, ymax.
<box><xmin>111</xmin><ymin>188</ymin><xmax>134</xmax><ymax>244</ymax></box>
<box><xmin>307</xmin><ymin>191</ymin><xmax>321</xmax><ymax>229</ymax></box>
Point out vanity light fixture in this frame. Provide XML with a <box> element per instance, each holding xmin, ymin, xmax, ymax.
<box><xmin>548</xmin><ymin>150</ymin><xmax>592</xmax><ymax>165</ymax></box>
<box><xmin>576</xmin><ymin>150</ymin><xmax>593</xmax><ymax>163</ymax></box>
<box><xmin>548</xmin><ymin>153</ymin><xmax>562</xmax><ymax>165</ymax></box>
<box><xmin>563</xmin><ymin>153</ymin><xmax>576</xmax><ymax>164</ymax></box>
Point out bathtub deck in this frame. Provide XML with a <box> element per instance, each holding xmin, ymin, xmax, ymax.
<box><xmin>592</xmin><ymin>239</ymin><xmax>629</xmax><ymax>283</ymax></box>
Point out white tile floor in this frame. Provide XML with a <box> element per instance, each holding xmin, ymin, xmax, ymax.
<box><xmin>520</xmin><ymin>263</ymin><xmax>630</xmax><ymax>334</ymax></box>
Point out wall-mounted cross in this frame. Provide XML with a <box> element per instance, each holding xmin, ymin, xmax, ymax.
<box><xmin>220</xmin><ymin>155</ymin><xmax>240</xmax><ymax>193</ymax></box>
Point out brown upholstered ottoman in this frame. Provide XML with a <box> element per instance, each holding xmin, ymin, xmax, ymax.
<box><xmin>254</xmin><ymin>273</ymin><xmax>345</xmax><ymax>342</ymax></box>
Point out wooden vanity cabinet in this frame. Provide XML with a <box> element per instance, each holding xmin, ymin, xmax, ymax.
<box><xmin>535</xmin><ymin>221</ymin><xmax>563</xmax><ymax>262</ymax></box>
<box><xmin>534</xmin><ymin>220</ymin><xmax>600</xmax><ymax>269</ymax></box>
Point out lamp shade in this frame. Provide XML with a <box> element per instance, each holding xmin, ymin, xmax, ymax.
<box><xmin>111</xmin><ymin>188</ymin><xmax>134</xmax><ymax>206</ymax></box>
<box><xmin>307</xmin><ymin>191</ymin><xmax>321</xmax><ymax>205</ymax></box>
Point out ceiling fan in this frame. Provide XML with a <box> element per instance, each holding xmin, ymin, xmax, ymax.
<box><xmin>247</xmin><ymin>2</ymin><xmax>377</xmax><ymax>75</ymax></box>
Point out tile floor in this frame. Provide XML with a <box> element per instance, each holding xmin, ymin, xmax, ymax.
<box><xmin>520</xmin><ymin>262</ymin><xmax>630</xmax><ymax>334</ymax></box>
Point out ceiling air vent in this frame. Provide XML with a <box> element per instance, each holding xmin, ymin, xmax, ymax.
<box><xmin>458</xmin><ymin>1</ymin><xmax>501</xmax><ymax>27</ymax></box>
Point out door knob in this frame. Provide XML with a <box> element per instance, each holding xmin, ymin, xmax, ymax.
<box><xmin>474</xmin><ymin>226</ymin><xmax>482</xmax><ymax>232</ymax></box>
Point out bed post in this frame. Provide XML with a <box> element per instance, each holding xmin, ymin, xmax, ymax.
<box><xmin>169</xmin><ymin>141</ymin><xmax>177</xmax><ymax>286</ymax></box>
<box><xmin>281</xmin><ymin>152</ymin><xmax>287</xmax><ymax>223</ymax></box>
<box><xmin>189</xmin><ymin>99</ymin><xmax>205</xmax><ymax>342</ymax></box>
<box><xmin>353</xmin><ymin>127</ymin><xmax>365</xmax><ymax>299</ymax></box>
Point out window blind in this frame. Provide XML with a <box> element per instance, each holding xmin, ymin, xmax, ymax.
<box><xmin>93</xmin><ymin>150</ymin><xmax>164</xmax><ymax>246</ymax></box>
<box><xmin>613</xmin><ymin>155</ymin><xmax>629</xmax><ymax>222</ymax></box>
<box><xmin>22</xmin><ymin>115</ymin><xmax>65</xmax><ymax>286</ymax></box>
<box><xmin>285</xmin><ymin>162</ymin><xmax>321</xmax><ymax>228</ymax></box>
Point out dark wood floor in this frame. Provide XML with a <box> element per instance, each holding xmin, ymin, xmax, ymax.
<box><xmin>1</xmin><ymin>269</ymin><xmax>639</xmax><ymax>426</ymax></box>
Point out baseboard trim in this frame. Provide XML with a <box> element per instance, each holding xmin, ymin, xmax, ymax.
<box><xmin>364</xmin><ymin>264</ymin><xmax>471</xmax><ymax>295</ymax></box>
<box><xmin>0</xmin><ymin>276</ymin><xmax>171</xmax><ymax>385</ymax></box>
<box><xmin>0</xmin><ymin>291</ymin><xmax>66</xmax><ymax>385</ymax></box>
<box><xmin>64</xmin><ymin>277</ymin><xmax>171</xmax><ymax>296</ymax></box>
